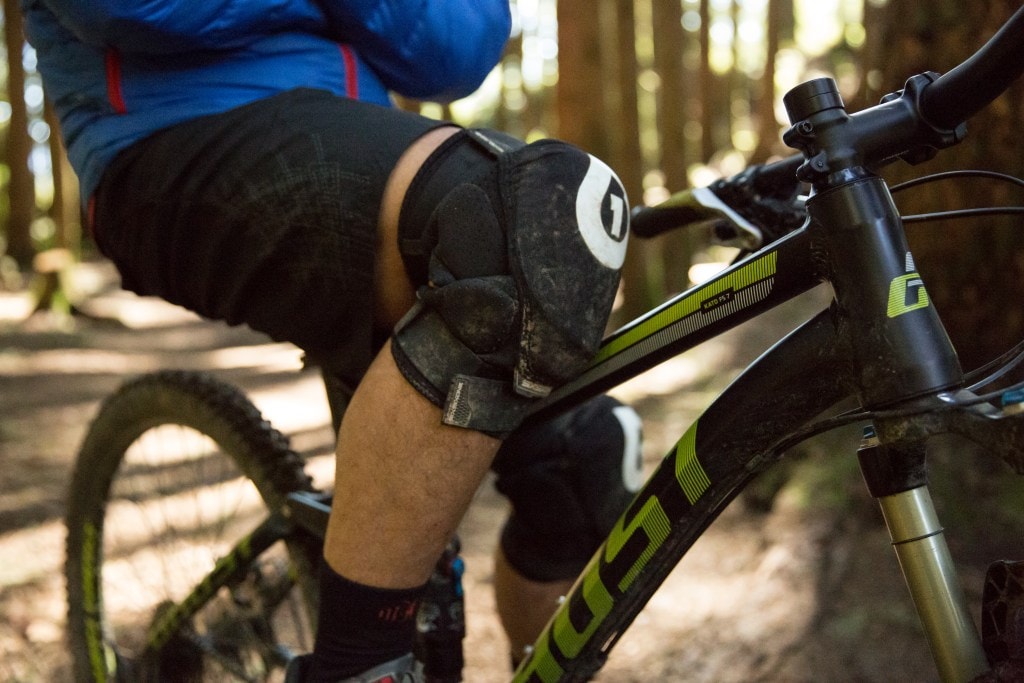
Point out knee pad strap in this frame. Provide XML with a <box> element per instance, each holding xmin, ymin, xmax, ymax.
<box><xmin>398</xmin><ymin>129</ymin><xmax>521</xmax><ymax>286</ymax></box>
<box><xmin>391</xmin><ymin>303</ymin><xmax>534</xmax><ymax>435</ymax></box>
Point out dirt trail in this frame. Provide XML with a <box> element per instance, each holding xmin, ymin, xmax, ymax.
<box><xmin>0</xmin><ymin>261</ymin><xmax>1013</xmax><ymax>682</ymax></box>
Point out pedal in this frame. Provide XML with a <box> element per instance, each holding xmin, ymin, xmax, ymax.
<box><xmin>981</xmin><ymin>560</ymin><xmax>1024</xmax><ymax>664</ymax></box>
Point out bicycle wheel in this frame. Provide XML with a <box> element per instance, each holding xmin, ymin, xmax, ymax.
<box><xmin>66</xmin><ymin>370</ymin><xmax>321</xmax><ymax>682</ymax></box>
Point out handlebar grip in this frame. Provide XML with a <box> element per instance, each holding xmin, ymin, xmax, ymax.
<box><xmin>630</xmin><ymin>197</ymin><xmax>708</xmax><ymax>238</ymax></box>
<box><xmin>920</xmin><ymin>5</ymin><xmax>1024</xmax><ymax>130</ymax></box>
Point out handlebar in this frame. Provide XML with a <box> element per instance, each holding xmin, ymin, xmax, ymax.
<box><xmin>629</xmin><ymin>191</ymin><xmax>719</xmax><ymax>240</ymax></box>
<box><xmin>782</xmin><ymin>5</ymin><xmax>1024</xmax><ymax>185</ymax></box>
<box><xmin>920</xmin><ymin>5</ymin><xmax>1024</xmax><ymax>130</ymax></box>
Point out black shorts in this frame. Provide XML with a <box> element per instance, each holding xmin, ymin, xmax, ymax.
<box><xmin>93</xmin><ymin>88</ymin><xmax>442</xmax><ymax>383</ymax></box>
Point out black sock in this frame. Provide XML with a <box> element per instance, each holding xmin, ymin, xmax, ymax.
<box><xmin>310</xmin><ymin>562</ymin><xmax>426</xmax><ymax>682</ymax></box>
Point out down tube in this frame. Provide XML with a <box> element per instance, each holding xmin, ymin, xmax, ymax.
<box><xmin>513</xmin><ymin>307</ymin><xmax>853</xmax><ymax>683</ymax></box>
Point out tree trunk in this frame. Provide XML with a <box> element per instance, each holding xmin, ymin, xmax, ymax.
<box><xmin>605</xmin><ymin>0</ymin><xmax>643</xmax><ymax>200</ymax></box>
<box><xmin>3</xmin><ymin>0</ymin><xmax>35</xmax><ymax>269</ymax></box>
<box><xmin>652</xmin><ymin>0</ymin><xmax>688</xmax><ymax>193</ymax></box>
<box><xmin>556</xmin><ymin>0</ymin><xmax>612</xmax><ymax>160</ymax></box>
<box><xmin>45</xmin><ymin>98</ymin><xmax>80</xmax><ymax>254</ymax></box>
<box><xmin>698</xmin><ymin>0</ymin><xmax>715</xmax><ymax>162</ymax></box>
<box><xmin>752</xmin><ymin>0</ymin><xmax>785</xmax><ymax>161</ymax></box>
<box><xmin>608</xmin><ymin>0</ymin><xmax>659</xmax><ymax>321</ymax></box>
<box><xmin>652</xmin><ymin>0</ymin><xmax>697</xmax><ymax>294</ymax></box>
<box><xmin>29</xmin><ymin>99</ymin><xmax>79</xmax><ymax>314</ymax></box>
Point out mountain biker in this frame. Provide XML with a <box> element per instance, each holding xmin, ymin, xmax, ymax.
<box><xmin>22</xmin><ymin>1</ymin><xmax>643</xmax><ymax>680</ymax></box>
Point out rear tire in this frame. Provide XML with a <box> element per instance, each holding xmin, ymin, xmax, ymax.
<box><xmin>65</xmin><ymin>371</ymin><xmax>321</xmax><ymax>682</ymax></box>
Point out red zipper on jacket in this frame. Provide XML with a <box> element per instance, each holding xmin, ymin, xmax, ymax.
<box><xmin>105</xmin><ymin>48</ymin><xmax>127</xmax><ymax>114</ymax></box>
<box><xmin>339</xmin><ymin>44</ymin><xmax>359</xmax><ymax>99</ymax></box>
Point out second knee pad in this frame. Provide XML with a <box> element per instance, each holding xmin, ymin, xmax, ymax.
<box><xmin>493</xmin><ymin>395</ymin><xmax>644</xmax><ymax>581</ymax></box>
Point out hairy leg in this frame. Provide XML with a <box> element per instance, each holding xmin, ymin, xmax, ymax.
<box><xmin>323</xmin><ymin>126</ymin><xmax>502</xmax><ymax>589</ymax></box>
<box><xmin>494</xmin><ymin>547</ymin><xmax>574</xmax><ymax>664</ymax></box>
<box><xmin>323</xmin><ymin>341</ymin><xmax>500</xmax><ymax>587</ymax></box>
<box><xmin>323</xmin><ymin>125</ymin><xmax>583</xmax><ymax>673</ymax></box>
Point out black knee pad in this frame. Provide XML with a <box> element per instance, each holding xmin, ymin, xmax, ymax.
<box><xmin>492</xmin><ymin>395</ymin><xmax>644</xmax><ymax>581</ymax></box>
<box><xmin>391</xmin><ymin>129</ymin><xmax>630</xmax><ymax>436</ymax></box>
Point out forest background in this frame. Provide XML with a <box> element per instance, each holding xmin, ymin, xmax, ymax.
<box><xmin>1</xmin><ymin>1</ymin><xmax>1024</xmax><ymax>681</ymax></box>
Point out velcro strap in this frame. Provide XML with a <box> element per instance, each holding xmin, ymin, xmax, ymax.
<box><xmin>392</xmin><ymin>303</ymin><xmax>534</xmax><ymax>436</ymax></box>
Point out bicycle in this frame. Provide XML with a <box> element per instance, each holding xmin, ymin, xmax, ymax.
<box><xmin>64</xmin><ymin>6</ymin><xmax>1024</xmax><ymax>682</ymax></box>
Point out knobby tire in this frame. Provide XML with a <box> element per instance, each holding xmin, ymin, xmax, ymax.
<box><xmin>65</xmin><ymin>370</ymin><xmax>320</xmax><ymax>682</ymax></box>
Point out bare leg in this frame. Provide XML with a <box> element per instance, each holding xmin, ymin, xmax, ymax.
<box><xmin>494</xmin><ymin>547</ymin><xmax>574</xmax><ymax>663</ymax></box>
<box><xmin>323</xmin><ymin>126</ymin><xmax>501</xmax><ymax>589</ymax></box>
<box><xmin>323</xmin><ymin>342</ymin><xmax>500</xmax><ymax>587</ymax></box>
<box><xmin>323</xmin><ymin>126</ymin><xmax>573</xmax><ymax>673</ymax></box>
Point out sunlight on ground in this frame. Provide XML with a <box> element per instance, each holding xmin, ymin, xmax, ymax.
<box><xmin>611</xmin><ymin>345</ymin><xmax>732</xmax><ymax>404</ymax></box>
<box><xmin>0</xmin><ymin>341</ymin><xmax>305</xmax><ymax>376</ymax></box>
<box><xmin>248</xmin><ymin>373</ymin><xmax>333</xmax><ymax>441</ymax></box>
<box><xmin>302</xmin><ymin>453</ymin><xmax>336</xmax><ymax>491</ymax></box>
<box><xmin>78</xmin><ymin>292</ymin><xmax>202</xmax><ymax>329</ymax></box>
<box><xmin>0</xmin><ymin>518</ymin><xmax>64</xmax><ymax>587</ymax></box>
<box><xmin>0</xmin><ymin>292</ymin><xmax>33</xmax><ymax>322</ymax></box>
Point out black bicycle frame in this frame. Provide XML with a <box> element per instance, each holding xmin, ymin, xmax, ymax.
<box><xmin>513</xmin><ymin>72</ymin><xmax>974</xmax><ymax>682</ymax></box>
<box><xmin>531</xmin><ymin>226</ymin><xmax>822</xmax><ymax>424</ymax></box>
<box><xmin>272</xmin><ymin>88</ymin><xmax>981</xmax><ymax>682</ymax></box>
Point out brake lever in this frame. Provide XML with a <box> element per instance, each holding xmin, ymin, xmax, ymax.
<box><xmin>686</xmin><ymin>186</ymin><xmax>766</xmax><ymax>250</ymax></box>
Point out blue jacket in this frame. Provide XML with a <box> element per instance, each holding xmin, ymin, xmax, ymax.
<box><xmin>22</xmin><ymin>0</ymin><xmax>512</xmax><ymax>200</ymax></box>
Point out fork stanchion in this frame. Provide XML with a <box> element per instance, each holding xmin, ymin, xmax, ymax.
<box><xmin>858</xmin><ymin>430</ymin><xmax>989</xmax><ymax>682</ymax></box>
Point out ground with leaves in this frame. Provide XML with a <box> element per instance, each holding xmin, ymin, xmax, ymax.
<box><xmin>1</xmin><ymin>261</ymin><xmax>1019</xmax><ymax>682</ymax></box>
